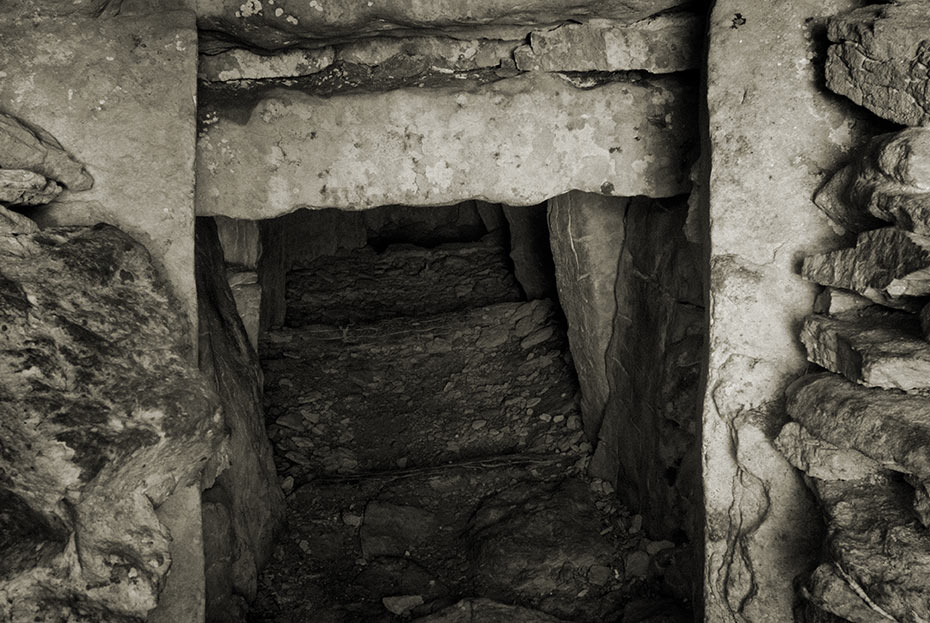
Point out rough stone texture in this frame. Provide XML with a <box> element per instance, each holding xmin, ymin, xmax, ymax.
<box><xmin>0</xmin><ymin>10</ymin><xmax>200</xmax><ymax>343</ymax></box>
<box><xmin>811</xmin><ymin>476</ymin><xmax>930</xmax><ymax>623</ymax></box>
<box><xmin>0</xmin><ymin>205</ymin><xmax>40</xmax><ymax>234</ymax></box>
<box><xmin>0</xmin><ymin>113</ymin><xmax>92</xmax><ymax>192</ymax></box>
<box><xmin>514</xmin><ymin>13</ymin><xmax>701</xmax><ymax>73</ymax></box>
<box><xmin>0</xmin><ymin>169</ymin><xmax>61</xmax><ymax>206</ymax></box>
<box><xmin>813</xmin><ymin>164</ymin><xmax>882</xmax><ymax>235</ymax></box>
<box><xmin>548</xmin><ymin>192</ymin><xmax>626</xmax><ymax>441</ymax></box>
<box><xmin>502</xmin><ymin>204</ymin><xmax>557</xmax><ymax>300</ymax></box>
<box><xmin>590</xmin><ymin>197</ymin><xmax>702</xmax><ymax>543</ymax></box>
<box><xmin>228</xmin><ymin>270</ymin><xmax>262</xmax><ymax>350</ymax></box>
<box><xmin>336</xmin><ymin>36</ymin><xmax>517</xmax><ymax>73</ymax></box>
<box><xmin>412</xmin><ymin>598</ymin><xmax>569</xmax><ymax>623</ymax></box>
<box><xmin>215</xmin><ymin>216</ymin><xmax>262</xmax><ymax>269</ymax></box>
<box><xmin>805</xmin><ymin>563</ymin><xmax>887</xmax><ymax>623</ymax></box>
<box><xmin>197</xmin><ymin>72</ymin><xmax>696</xmax><ymax>219</ymax></box>
<box><xmin>200</xmin><ymin>46</ymin><xmax>334</xmax><ymax>81</ymax></box>
<box><xmin>786</xmin><ymin>373</ymin><xmax>930</xmax><ymax>479</ymax></box>
<box><xmin>803</xmin><ymin>227</ymin><xmax>930</xmax><ymax>301</ymax></box>
<box><xmin>774</xmin><ymin>422</ymin><xmax>883</xmax><ymax>481</ymax></box>
<box><xmin>801</xmin><ymin>308</ymin><xmax>930</xmax><ymax>392</ymax></box>
<box><xmin>826</xmin><ymin>1</ymin><xmax>930</xmax><ymax>126</ymax></box>
<box><xmin>196</xmin><ymin>219</ymin><xmax>285</xmax><ymax>621</ymax></box>
<box><xmin>921</xmin><ymin>300</ymin><xmax>930</xmax><ymax>341</ymax></box>
<box><xmin>812</xmin><ymin>287</ymin><xmax>873</xmax><ymax>314</ymax></box>
<box><xmin>0</xmin><ymin>224</ymin><xmax>223</xmax><ymax>621</ymax></box>
<box><xmin>194</xmin><ymin>0</ymin><xmax>691</xmax><ymax>50</ymax></box>
<box><xmin>703</xmin><ymin>1</ymin><xmax>881</xmax><ymax>620</ymax></box>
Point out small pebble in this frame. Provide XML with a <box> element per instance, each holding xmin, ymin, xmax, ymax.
<box><xmin>629</xmin><ymin>514</ymin><xmax>643</xmax><ymax>534</ymax></box>
<box><xmin>472</xmin><ymin>419</ymin><xmax>487</xmax><ymax>430</ymax></box>
<box><xmin>624</xmin><ymin>551</ymin><xmax>650</xmax><ymax>578</ymax></box>
<box><xmin>539</xmin><ymin>413</ymin><xmax>552</xmax><ymax>422</ymax></box>
<box><xmin>553</xmin><ymin>414</ymin><xmax>565</xmax><ymax>424</ymax></box>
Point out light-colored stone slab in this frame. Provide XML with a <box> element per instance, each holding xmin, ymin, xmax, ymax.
<box><xmin>774</xmin><ymin>422</ymin><xmax>883</xmax><ymax>481</ymax></box>
<box><xmin>703</xmin><ymin>1</ymin><xmax>879</xmax><ymax>620</ymax></box>
<box><xmin>215</xmin><ymin>215</ymin><xmax>262</xmax><ymax>269</ymax></box>
<box><xmin>199</xmin><ymin>46</ymin><xmax>334</xmax><ymax>82</ymax></box>
<box><xmin>336</xmin><ymin>36</ymin><xmax>517</xmax><ymax>72</ymax></box>
<box><xmin>197</xmin><ymin>73</ymin><xmax>694</xmax><ymax>218</ymax></box>
<box><xmin>812</xmin><ymin>287</ymin><xmax>873</xmax><ymax>314</ymax></box>
<box><xmin>0</xmin><ymin>169</ymin><xmax>60</xmax><ymax>206</ymax></box>
<box><xmin>801</xmin><ymin>308</ymin><xmax>930</xmax><ymax>392</ymax></box>
<box><xmin>827</xmin><ymin>1</ymin><xmax>930</xmax><ymax>126</ymax></box>
<box><xmin>0</xmin><ymin>11</ymin><xmax>200</xmax><ymax>343</ymax></box>
<box><xmin>514</xmin><ymin>13</ymin><xmax>701</xmax><ymax>73</ymax></box>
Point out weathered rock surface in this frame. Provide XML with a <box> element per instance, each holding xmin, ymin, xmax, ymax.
<box><xmin>703</xmin><ymin>1</ymin><xmax>881</xmax><ymax>619</ymax></box>
<box><xmin>548</xmin><ymin>192</ymin><xmax>626</xmax><ymax>440</ymax></box>
<box><xmin>802</xmin><ymin>227</ymin><xmax>930</xmax><ymax>301</ymax></box>
<box><xmin>813</xmin><ymin>164</ymin><xmax>882</xmax><ymax>235</ymax></box>
<box><xmin>285</xmin><ymin>237</ymin><xmax>522</xmax><ymax>327</ymax></box>
<box><xmin>195</xmin><ymin>0</ymin><xmax>691</xmax><ymax>50</ymax></box>
<box><xmin>774</xmin><ymin>422</ymin><xmax>883</xmax><ymax>481</ymax></box>
<box><xmin>215</xmin><ymin>216</ymin><xmax>262</xmax><ymax>270</ymax></box>
<box><xmin>0</xmin><ymin>169</ymin><xmax>61</xmax><ymax>206</ymax></box>
<box><xmin>197</xmin><ymin>72</ymin><xmax>696</xmax><ymax>218</ymax></box>
<box><xmin>514</xmin><ymin>13</ymin><xmax>701</xmax><ymax>73</ymax></box>
<box><xmin>228</xmin><ymin>270</ymin><xmax>262</xmax><ymax>350</ymax></box>
<box><xmin>502</xmin><ymin>204</ymin><xmax>557</xmax><ymax>300</ymax></box>
<box><xmin>827</xmin><ymin>1</ymin><xmax>930</xmax><ymax>126</ymax></box>
<box><xmin>801</xmin><ymin>308</ymin><xmax>930</xmax><ymax>393</ymax></box>
<box><xmin>0</xmin><ymin>224</ymin><xmax>223</xmax><ymax>621</ymax></box>
<box><xmin>0</xmin><ymin>205</ymin><xmax>40</xmax><ymax>234</ymax></box>
<box><xmin>786</xmin><ymin>373</ymin><xmax>930</xmax><ymax>479</ymax></box>
<box><xmin>200</xmin><ymin>46</ymin><xmax>334</xmax><ymax>82</ymax></box>
<box><xmin>0</xmin><ymin>113</ymin><xmax>92</xmax><ymax>191</ymax></box>
<box><xmin>197</xmin><ymin>220</ymin><xmax>285</xmax><ymax>621</ymax></box>
<box><xmin>812</xmin><ymin>287</ymin><xmax>873</xmax><ymax>315</ymax></box>
<box><xmin>412</xmin><ymin>598</ymin><xmax>569</xmax><ymax>623</ymax></box>
<box><xmin>592</xmin><ymin>197</ymin><xmax>702</xmax><ymax>543</ymax></box>
<box><xmin>805</xmin><ymin>563</ymin><xmax>887</xmax><ymax>623</ymax></box>
<box><xmin>0</xmin><ymin>11</ymin><xmax>200</xmax><ymax>336</ymax></box>
<box><xmin>811</xmin><ymin>476</ymin><xmax>930</xmax><ymax>623</ymax></box>
<box><xmin>336</xmin><ymin>36</ymin><xmax>517</xmax><ymax>73</ymax></box>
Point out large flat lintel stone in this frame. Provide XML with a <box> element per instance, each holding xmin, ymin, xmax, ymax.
<box><xmin>197</xmin><ymin>73</ymin><xmax>695</xmax><ymax>219</ymax></box>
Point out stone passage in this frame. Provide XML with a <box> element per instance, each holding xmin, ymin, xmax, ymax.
<box><xmin>251</xmin><ymin>227</ymin><xmax>691</xmax><ymax>622</ymax></box>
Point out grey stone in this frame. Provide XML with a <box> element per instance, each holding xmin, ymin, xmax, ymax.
<box><xmin>336</xmin><ymin>36</ymin><xmax>517</xmax><ymax>72</ymax></box>
<box><xmin>412</xmin><ymin>598</ymin><xmax>569</xmax><ymax>623</ymax></box>
<box><xmin>197</xmin><ymin>73</ymin><xmax>696</xmax><ymax>219</ymax></box>
<box><xmin>0</xmin><ymin>113</ymin><xmax>92</xmax><ymax>191</ymax></box>
<box><xmin>361</xmin><ymin>502</ymin><xmax>439</xmax><ymax>559</ymax></box>
<box><xmin>514</xmin><ymin>12</ymin><xmax>701</xmax><ymax>73</ymax></box>
<box><xmin>199</xmin><ymin>46</ymin><xmax>334</xmax><ymax>82</ymax></box>
<box><xmin>805</xmin><ymin>563</ymin><xmax>887</xmax><ymax>623</ymax></box>
<box><xmin>826</xmin><ymin>1</ymin><xmax>930</xmax><ymax>126</ymax></box>
<box><xmin>0</xmin><ymin>169</ymin><xmax>61</xmax><ymax>206</ymax></box>
<box><xmin>774</xmin><ymin>422</ymin><xmax>883</xmax><ymax>481</ymax></box>
<box><xmin>0</xmin><ymin>224</ymin><xmax>223</xmax><ymax>621</ymax></box>
<box><xmin>502</xmin><ymin>204</ymin><xmax>557</xmax><ymax>300</ymax></box>
<box><xmin>214</xmin><ymin>216</ymin><xmax>262</xmax><ymax>269</ymax></box>
<box><xmin>0</xmin><ymin>205</ymin><xmax>39</xmax><ymax>235</ymax></box>
<box><xmin>801</xmin><ymin>308</ymin><xmax>930</xmax><ymax>392</ymax></box>
<box><xmin>786</xmin><ymin>373</ymin><xmax>930</xmax><ymax>479</ymax></box>
<box><xmin>812</xmin><ymin>287</ymin><xmax>873</xmax><ymax>315</ymax></box>
<box><xmin>813</xmin><ymin>164</ymin><xmax>882</xmax><ymax>235</ymax></box>
<box><xmin>802</xmin><ymin>227</ymin><xmax>930</xmax><ymax>301</ymax></box>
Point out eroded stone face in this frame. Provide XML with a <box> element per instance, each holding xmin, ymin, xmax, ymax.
<box><xmin>197</xmin><ymin>73</ymin><xmax>695</xmax><ymax>219</ymax></box>
<box><xmin>0</xmin><ymin>224</ymin><xmax>223</xmax><ymax>621</ymax></box>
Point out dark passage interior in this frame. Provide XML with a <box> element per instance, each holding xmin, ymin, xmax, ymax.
<box><xmin>240</xmin><ymin>201</ymin><xmax>697</xmax><ymax>623</ymax></box>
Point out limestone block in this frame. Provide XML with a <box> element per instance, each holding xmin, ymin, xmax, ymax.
<box><xmin>787</xmin><ymin>373</ymin><xmax>930</xmax><ymax>479</ymax></box>
<box><xmin>514</xmin><ymin>13</ymin><xmax>701</xmax><ymax>73</ymax></box>
<box><xmin>803</xmin><ymin>227</ymin><xmax>930</xmax><ymax>302</ymax></box>
<box><xmin>547</xmin><ymin>192</ymin><xmax>627</xmax><ymax>440</ymax></box>
<box><xmin>194</xmin><ymin>0</ymin><xmax>690</xmax><ymax>50</ymax></box>
<box><xmin>0</xmin><ymin>169</ymin><xmax>61</xmax><ymax>206</ymax></box>
<box><xmin>215</xmin><ymin>215</ymin><xmax>262</xmax><ymax>269</ymax></box>
<box><xmin>812</xmin><ymin>287</ymin><xmax>873</xmax><ymax>314</ymax></box>
<box><xmin>812</xmin><ymin>476</ymin><xmax>930</xmax><ymax>623</ymax></box>
<box><xmin>801</xmin><ymin>308</ymin><xmax>930</xmax><ymax>392</ymax></box>
<box><xmin>774</xmin><ymin>422</ymin><xmax>883</xmax><ymax>481</ymax></box>
<box><xmin>0</xmin><ymin>113</ymin><xmax>92</xmax><ymax>191</ymax></box>
<box><xmin>197</xmin><ymin>73</ymin><xmax>695</xmax><ymax>219</ymax></box>
<box><xmin>336</xmin><ymin>36</ymin><xmax>517</xmax><ymax>72</ymax></box>
<box><xmin>0</xmin><ymin>224</ymin><xmax>223</xmax><ymax>621</ymax></box>
<box><xmin>703</xmin><ymin>1</ymin><xmax>880</xmax><ymax>620</ymax></box>
<box><xmin>826</xmin><ymin>1</ymin><xmax>930</xmax><ymax>126</ymax></box>
<box><xmin>199</xmin><ymin>46</ymin><xmax>334</xmax><ymax>82</ymax></box>
<box><xmin>0</xmin><ymin>11</ymin><xmax>200</xmax><ymax>340</ymax></box>
<box><xmin>589</xmin><ymin>197</ymin><xmax>702</xmax><ymax>543</ymax></box>
<box><xmin>196</xmin><ymin>219</ymin><xmax>285</xmax><ymax>613</ymax></box>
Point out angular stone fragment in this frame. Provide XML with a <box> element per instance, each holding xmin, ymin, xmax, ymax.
<box><xmin>227</xmin><ymin>270</ymin><xmax>261</xmax><ymax>350</ymax></box>
<box><xmin>786</xmin><ymin>373</ymin><xmax>930</xmax><ymax>479</ymax></box>
<box><xmin>801</xmin><ymin>308</ymin><xmax>930</xmax><ymax>392</ymax></box>
<box><xmin>813</xmin><ymin>164</ymin><xmax>882</xmax><ymax>234</ymax></box>
<box><xmin>805</xmin><ymin>563</ymin><xmax>889</xmax><ymax>623</ymax></box>
<box><xmin>412</xmin><ymin>598</ymin><xmax>569</xmax><ymax>623</ymax></box>
<box><xmin>812</xmin><ymin>476</ymin><xmax>930</xmax><ymax>623</ymax></box>
<box><xmin>0</xmin><ymin>113</ymin><xmax>92</xmax><ymax>191</ymax></box>
<box><xmin>812</xmin><ymin>287</ymin><xmax>873</xmax><ymax>315</ymax></box>
<box><xmin>214</xmin><ymin>215</ymin><xmax>262</xmax><ymax>269</ymax></box>
<box><xmin>826</xmin><ymin>1</ymin><xmax>930</xmax><ymax>126</ymax></box>
<box><xmin>0</xmin><ymin>224</ymin><xmax>223</xmax><ymax>620</ymax></box>
<box><xmin>0</xmin><ymin>205</ymin><xmax>39</xmax><ymax>234</ymax></box>
<box><xmin>195</xmin><ymin>0</ymin><xmax>691</xmax><ymax>50</ymax></box>
<box><xmin>197</xmin><ymin>72</ymin><xmax>695</xmax><ymax>218</ymax></box>
<box><xmin>775</xmin><ymin>422</ymin><xmax>883</xmax><ymax>481</ymax></box>
<box><xmin>0</xmin><ymin>169</ymin><xmax>61</xmax><ymax>206</ymax></box>
<box><xmin>199</xmin><ymin>46</ymin><xmax>334</xmax><ymax>82</ymax></box>
<box><xmin>802</xmin><ymin>227</ymin><xmax>930</xmax><ymax>302</ymax></box>
<box><xmin>336</xmin><ymin>36</ymin><xmax>517</xmax><ymax>72</ymax></box>
<box><xmin>514</xmin><ymin>13</ymin><xmax>701</xmax><ymax>73</ymax></box>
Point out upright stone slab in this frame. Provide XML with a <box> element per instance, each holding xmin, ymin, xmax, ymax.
<box><xmin>704</xmin><ymin>1</ymin><xmax>878</xmax><ymax>620</ymax></box>
<box><xmin>197</xmin><ymin>73</ymin><xmax>696</xmax><ymax>219</ymax></box>
<box><xmin>0</xmin><ymin>10</ymin><xmax>199</xmax><ymax>345</ymax></box>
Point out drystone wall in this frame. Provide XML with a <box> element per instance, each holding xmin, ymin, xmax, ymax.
<box><xmin>775</xmin><ymin>3</ymin><xmax>930</xmax><ymax>620</ymax></box>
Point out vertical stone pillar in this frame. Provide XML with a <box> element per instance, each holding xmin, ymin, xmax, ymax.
<box><xmin>0</xmin><ymin>8</ymin><xmax>204</xmax><ymax>621</ymax></box>
<box><xmin>703</xmin><ymin>1</ymin><xmax>877</xmax><ymax>620</ymax></box>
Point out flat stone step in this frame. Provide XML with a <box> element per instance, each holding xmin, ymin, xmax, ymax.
<box><xmin>261</xmin><ymin>300</ymin><xmax>587</xmax><ymax>477</ymax></box>
<box><xmin>284</xmin><ymin>239</ymin><xmax>523</xmax><ymax>327</ymax></box>
<box><xmin>249</xmin><ymin>459</ymin><xmax>635</xmax><ymax>623</ymax></box>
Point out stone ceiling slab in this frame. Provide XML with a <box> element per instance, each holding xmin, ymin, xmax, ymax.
<box><xmin>197</xmin><ymin>73</ymin><xmax>696</xmax><ymax>219</ymax></box>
